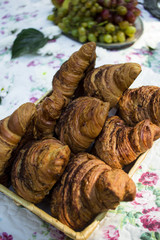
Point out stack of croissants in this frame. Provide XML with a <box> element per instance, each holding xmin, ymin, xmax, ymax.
<box><xmin>1</xmin><ymin>42</ymin><xmax>160</xmax><ymax>231</ymax></box>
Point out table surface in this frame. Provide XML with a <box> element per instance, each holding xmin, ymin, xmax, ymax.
<box><xmin>0</xmin><ymin>0</ymin><xmax>160</xmax><ymax>240</ymax></box>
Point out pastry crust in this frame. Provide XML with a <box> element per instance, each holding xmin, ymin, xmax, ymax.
<box><xmin>34</xmin><ymin>42</ymin><xmax>96</xmax><ymax>138</ymax></box>
<box><xmin>0</xmin><ymin>102</ymin><xmax>36</xmax><ymax>186</ymax></box>
<box><xmin>118</xmin><ymin>86</ymin><xmax>160</xmax><ymax>126</ymax></box>
<box><xmin>94</xmin><ymin>116</ymin><xmax>160</xmax><ymax>168</ymax></box>
<box><xmin>84</xmin><ymin>63</ymin><xmax>141</xmax><ymax>108</ymax></box>
<box><xmin>56</xmin><ymin>96</ymin><xmax>110</xmax><ymax>153</ymax></box>
<box><xmin>11</xmin><ymin>137</ymin><xmax>70</xmax><ymax>203</ymax></box>
<box><xmin>51</xmin><ymin>153</ymin><xmax>136</xmax><ymax>231</ymax></box>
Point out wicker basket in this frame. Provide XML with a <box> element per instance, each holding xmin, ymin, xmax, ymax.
<box><xmin>0</xmin><ymin>91</ymin><xmax>150</xmax><ymax>240</ymax></box>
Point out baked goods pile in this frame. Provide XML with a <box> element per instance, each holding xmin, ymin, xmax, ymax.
<box><xmin>1</xmin><ymin>42</ymin><xmax>160</xmax><ymax>231</ymax></box>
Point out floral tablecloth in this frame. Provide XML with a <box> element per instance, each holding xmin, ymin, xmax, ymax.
<box><xmin>0</xmin><ymin>0</ymin><xmax>160</xmax><ymax>240</ymax></box>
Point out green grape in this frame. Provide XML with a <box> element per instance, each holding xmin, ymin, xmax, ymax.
<box><xmin>104</xmin><ymin>0</ymin><xmax>112</xmax><ymax>8</ymax></box>
<box><xmin>52</xmin><ymin>16</ymin><xmax>60</xmax><ymax>25</ymax></box>
<box><xmin>105</xmin><ymin>23</ymin><xmax>115</xmax><ymax>33</ymax></box>
<box><xmin>80</xmin><ymin>0</ymin><xmax>87</xmax><ymax>2</ymax></box>
<box><xmin>90</xmin><ymin>6</ymin><xmax>97</xmax><ymax>15</ymax></box>
<box><xmin>78</xmin><ymin>26</ymin><xmax>86</xmax><ymax>35</ymax></box>
<box><xmin>99</xmin><ymin>34</ymin><xmax>105</xmax><ymax>43</ymax></box>
<box><xmin>87</xmin><ymin>21</ymin><xmax>95</xmax><ymax>28</ymax></box>
<box><xmin>72</xmin><ymin>5</ymin><xmax>81</xmax><ymax>13</ymax></box>
<box><xmin>72</xmin><ymin>16</ymin><xmax>81</xmax><ymax>23</ymax></box>
<box><xmin>62</xmin><ymin>17</ymin><xmax>70</xmax><ymax>25</ymax></box>
<box><xmin>72</xmin><ymin>0</ymin><xmax>80</xmax><ymax>5</ymax></box>
<box><xmin>85</xmin><ymin>1</ymin><xmax>92</xmax><ymax>8</ymax></box>
<box><xmin>94</xmin><ymin>3</ymin><xmax>99</xmax><ymax>7</ymax></box>
<box><xmin>112</xmin><ymin>34</ymin><xmax>118</xmax><ymax>43</ymax></box>
<box><xmin>125</xmin><ymin>26</ymin><xmax>136</xmax><ymax>37</ymax></box>
<box><xmin>80</xmin><ymin>6</ymin><xmax>86</xmax><ymax>13</ymax></box>
<box><xmin>79</xmin><ymin>35</ymin><xmax>87</xmax><ymax>42</ymax></box>
<box><xmin>117</xmin><ymin>31</ymin><xmax>126</xmax><ymax>42</ymax></box>
<box><xmin>81</xmin><ymin>22</ymin><xmax>88</xmax><ymax>28</ymax></box>
<box><xmin>71</xmin><ymin>29</ymin><xmax>79</xmax><ymax>37</ymax></box>
<box><xmin>97</xmin><ymin>5</ymin><xmax>103</xmax><ymax>13</ymax></box>
<box><xmin>47</xmin><ymin>14</ymin><xmax>54</xmax><ymax>21</ymax></box>
<box><xmin>94</xmin><ymin>31</ymin><xmax>99</xmax><ymax>37</ymax></box>
<box><xmin>88</xmin><ymin>33</ymin><xmax>97</xmax><ymax>42</ymax></box>
<box><xmin>77</xmin><ymin>11</ymin><xmax>83</xmax><ymax>17</ymax></box>
<box><xmin>82</xmin><ymin>17</ymin><xmax>93</xmax><ymax>22</ymax></box>
<box><xmin>97</xmin><ymin>26</ymin><xmax>106</xmax><ymax>34</ymax></box>
<box><xmin>104</xmin><ymin>33</ymin><xmax>113</xmax><ymax>43</ymax></box>
<box><xmin>116</xmin><ymin>6</ymin><xmax>127</xmax><ymax>16</ymax></box>
<box><xmin>119</xmin><ymin>21</ymin><xmax>129</xmax><ymax>30</ymax></box>
<box><xmin>85</xmin><ymin>10</ymin><xmax>91</xmax><ymax>17</ymax></box>
<box><xmin>58</xmin><ymin>22</ymin><xmax>69</xmax><ymax>33</ymax></box>
<box><xmin>67</xmin><ymin>12</ymin><xmax>75</xmax><ymax>19</ymax></box>
<box><xmin>67</xmin><ymin>15</ymin><xmax>72</xmax><ymax>21</ymax></box>
<box><xmin>57</xmin><ymin>8</ymin><xmax>67</xmax><ymax>18</ymax></box>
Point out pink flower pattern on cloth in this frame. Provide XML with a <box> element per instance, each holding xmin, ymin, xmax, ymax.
<box><xmin>0</xmin><ymin>232</ymin><xmax>13</xmax><ymax>240</ymax></box>
<box><xmin>139</xmin><ymin>172</ymin><xmax>159</xmax><ymax>186</ymax></box>
<box><xmin>103</xmin><ymin>225</ymin><xmax>120</xmax><ymax>240</ymax></box>
<box><xmin>140</xmin><ymin>209</ymin><xmax>160</xmax><ymax>232</ymax></box>
<box><xmin>132</xmin><ymin>190</ymin><xmax>156</xmax><ymax>206</ymax></box>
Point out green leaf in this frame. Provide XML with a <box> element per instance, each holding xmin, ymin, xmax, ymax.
<box><xmin>122</xmin><ymin>216</ymin><xmax>128</xmax><ymax>225</ymax></box>
<box><xmin>153</xmin><ymin>188</ymin><xmax>160</xmax><ymax>197</ymax></box>
<box><xmin>140</xmin><ymin>232</ymin><xmax>152</xmax><ymax>240</ymax></box>
<box><xmin>11</xmin><ymin>28</ymin><xmax>48</xmax><ymax>58</ymax></box>
<box><xmin>156</xmin><ymin>198</ymin><xmax>160</xmax><ymax>207</ymax></box>
<box><xmin>137</xmin><ymin>182</ymin><xmax>144</xmax><ymax>191</ymax></box>
<box><xmin>116</xmin><ymin>205</ymin><xmax>125</xmax><ymax>213</ymax></box>
<box><xmin>155</xmin><ymin>232</ymin><xmax>160</xmax><ymax>240</ymax></box>
<box><xmin>147</xmin><ymin>186</ymin><xmax>154</xmax><ymax>191</ymax></box>
<box><xmin>134</xmin><ymin>212</ymin><xmax>142</xmax><ymax>218</ymax></box>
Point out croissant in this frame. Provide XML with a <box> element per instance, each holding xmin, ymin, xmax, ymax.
<box><xmin>93</xmin><ymin>116</ymin><xmax>160</xmax><ymax>169</ymax></box>
<box><xmin>34</xmin><ymin>90</ymin><xmax>65</xmax><ymax>138</ymax></box>
<box><xmin>118</xmin><ymin>86</ymin><xmax>160</xmax><ymax>126</ymax></box>
<box><xmin>52</xmin><ymin>42</ymin><xmax>96</xmax><ymax>104</ymax></box>
<box><xmin>34</xmin><ymin>42</ymin><xmax>96</xmax><ymax>138</ymax></box>
<box><xmin>11</xmin><ymin>137</ymin><xmax>70</xmax><ymax>203</ymax></box>
<box><xmin>0</xmin><ymin>102</ymin><xmax>36</xmax><ymax>186</ymax></box>
<box><xmin>83</xmin><ymin>63</ymin><xmax>141</xmax><ymax>108</ymax></box>
<box><xmin>55</xmin><ymin>96</ymin><xmax>110</xmax><ymax>153</ymax></box>
<box><xmin>50</xmin><ymin>153</ymin><xmax>136</xmax><ymax>231</ymax></box>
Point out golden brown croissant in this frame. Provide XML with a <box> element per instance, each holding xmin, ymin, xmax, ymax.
<box><xmin>55</xmin><ymin>96</ymin><xmax>110</xmax><ymax>153</ymax></box>
<box><xmin>0</xmin><ymin>102</ymin><xmax>36</xmax><ymax>186</ymax></box>
<box><xmin>11</xmin><ymin>137</ymin><xmax>70</xmax><ymax>203</ymax></box>
<box><xmin>83</xmin><ymin>63</ymin><xmax>141</xmax><ymax>108</ymax></box>
<box><xmin>34</xmin><ymin>42</ymin><xmax>96</xmax><ymax>138</ymax></box>
<box><xmin>52</xmin><ymin>42</ymin><xmax>96</xmax><ymax>104</ymax></box>
<box><xmin>34</xmin><ymin>90</ymin><xmax>65</xmax><ymax>138</ymax></box>
<box><xmin>50</xmin><ymin>153</ymin><xmax>136</xmax><ymax>231</ymax></box>
<box><xmin>93</xmin><ymin>116</ymin><xmax>160</xmax><ymax>169</ymax></box>
<box><xmin>118</xmin><ymin>86</ymin><xmax>160</xmax><ymax>126</ymax></box>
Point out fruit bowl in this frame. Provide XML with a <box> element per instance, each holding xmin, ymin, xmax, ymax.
<box><xmin>50</xmin><ymin>0</ymin><xmax>143</xmax><ymax>50</ymax></box>
<box><xmin>64</xmin><ymin>16</ymin><xmax>143</xmax><ymax>50</ymax></box>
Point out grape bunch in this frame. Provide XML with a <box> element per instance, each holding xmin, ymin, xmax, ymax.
<box><xmin>49</xmin><ymin>0</ymin><xmax>141</xmax><ymax>44</ymax></box>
